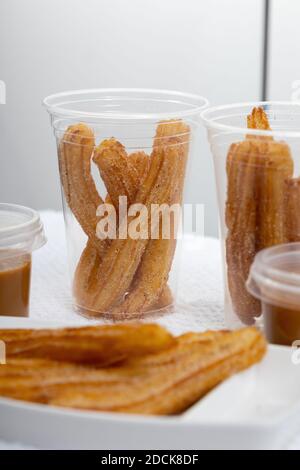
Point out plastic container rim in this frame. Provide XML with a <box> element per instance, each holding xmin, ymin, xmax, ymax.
<box><xmin>43</xmin><ymin>88</ymin><xmax>209</xmax><ymax>122</ymax></box>
<box><xmin>247</xmin><ymin>242</ymin><xmax>300</xmax><ymax>301</ymax></box>
<box><xmin>201</xmin><ymin>101</ymin><xmax>300</xmax><ymax>139</ymax></box>
<box><xmin>0</xmin><ymin>203</ymin><xmax>46</xmax><ymax>253</ymax></box>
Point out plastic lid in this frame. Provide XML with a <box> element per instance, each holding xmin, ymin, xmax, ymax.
<box><xmin>0</xmin><ymin>203</ymin><xmax>46</xmax><ymax>256</ymax></box>
<box><xmin>247</xmin><ymin>243</ymin><xmax>300</xmax><ymax>309</ymax></box>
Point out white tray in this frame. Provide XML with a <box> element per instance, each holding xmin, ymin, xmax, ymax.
<box><xmin>0</xmin><ymin>317</ymin><xmax>299</xmax><ymax>450</ymax></box>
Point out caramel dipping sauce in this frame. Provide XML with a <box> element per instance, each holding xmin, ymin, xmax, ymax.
<box><xmin>247</xmin><ymin>243</ymin><xmax>300</xmax><ymax>346</ymax></box>
<box><xmin>0</xmin><ymin>253</ymin><xmax>31</xmax><ymax>317</ymax></box>
<box><xmin>263</xmin><ymin>303</ymin><xmax>300</xmax><ymax>346</ymax></box>
<box><xmin>261</xmin><ymin>261</ymin><xmax>300</xmax><ymax>345</ymax></box>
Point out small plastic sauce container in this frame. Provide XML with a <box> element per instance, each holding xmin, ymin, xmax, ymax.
<box><xmin>247</xmin><ymin>243</ymin><xmax>300</xmax><ymax>346</ymax></box>
<box><xmin>0</xmin><ymin>204</ymin><xmax>46</xmax><ymax>317</ymax></box>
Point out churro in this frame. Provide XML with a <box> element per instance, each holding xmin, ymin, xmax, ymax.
<box><xmin>112</xmin><ymin>121</ymin><xmax>190</xmax><ymax>315</ymax></box>
<box><xmin>226</xmin><ymin>139</ymin><xmax>262</xmax><ymax>324</ymax></box>
<box><xmin>84</xmin><ymin>143</ymin><xmax>179</xmax><ymax>313</ymax></box>
<box><xmin>257</xmin><ymin>141</ymin><xmax>293</xmax><ymax>249</ymax></box>
<box><xmin>0</xmin><ymin>324</ymin><xmax>174</xmax><ymax>365</ymax></box>
<box><xmin>0</xmin><ymin>327</ymin><xmax>266</xmax><ymax>415</ymax></box>
<box><xmin>75</xmin><ymin>122</ymin><xmax>187</xmax><ymax>315</ymax></box>
<box><xmin>59</xmin><ymin>119</ymin><xmax>190</xmax><ymax>317</ymax></box>
<box><xmin>74</xmin><ymin>139</ymin><xmax>173</xmax><ymax>314</ymax></box>
<box><xmin>129</xmin><ymin>151</ymin><xmax>150</xmax><ymax>179</ymax></box>
<box><xmin>59</xmin><ymin>123</ymin><xmax>108</xmax><ymax>259</ymax></box>
<box><xmin>247</xmin><ymin>106</ymin><xmax>272</xmax><ymax>132</ymax></box>
<box><xmin>93</xmin><ymin>139</ymin><xmax>140</xmax><ymax>209</ymax></box>
<box><xmin>286</xmin><ymin>177</ymin><xmax>300</xmax><ymax>242</ymax></box>
<box><xmin>226</xmin><ymin>107</ymin><xmax>293</xmax><ymax>324</ymax></box>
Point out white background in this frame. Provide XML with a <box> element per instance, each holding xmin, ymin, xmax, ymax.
<box><xmin>269</xmin><ymin>0</ymin><xmax>300</xmax><ymax>101</ymax></box>
<box><xmin>0</xmin><ymin>0</ymin><xmax>264</xmax><ymax>236</ymax></box>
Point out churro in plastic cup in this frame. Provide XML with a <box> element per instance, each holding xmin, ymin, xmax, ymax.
<box><xmin>202</xmin><ymin>102</ymin><xmax>300</xmax><ymax>328</ymax></box>
<box><xmin>44</xmin><ymin>88</ymin><xmax>208</xmax><ymax>320</ymax></box>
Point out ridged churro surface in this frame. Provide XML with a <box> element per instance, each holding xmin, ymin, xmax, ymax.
<box><xmin>0</xmin><ymin>325</ymin><xmax>266</xmax><ymax>415</ymax></box>
<box><xmin>226</xmin><ymin>107</ymin><xmax>295</xmax><ymax>325</ymax></box>
<box><xmin>59</xmin><ymin>119</ymin><xmax>190</xmax><ymax>318</ymax></box>
<box><xmin>286</xmin><ymin>177</ymin><xmax>300</xmax><ymax>243</ymax></box>
<box><xmin>0</xmin><ymin>324</ymin><xmax>174</xmax><ymax>365</ymax></box>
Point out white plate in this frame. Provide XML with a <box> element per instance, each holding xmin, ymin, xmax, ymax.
<box><xmin>0</xmin><ymin>317</ymin><xmax>300</xmax><ymax>450</ymax></box>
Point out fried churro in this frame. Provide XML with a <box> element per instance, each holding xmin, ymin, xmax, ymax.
<box><xmin>247</xmin><ymin>106</ymin><xmax>272</xmax><ymax>133</ymax></box>
<box><xmin>257</xmin><ymin>142</ymin><xmax>293</xmax><ymax>249</ymax></box>
<box><xmin>93</xmin><ymin>139</ymin><xmax>140</xmax><ymax>209</ymax></box>
<box><xmin>59</xmin><ymin>123</ymin><xmax>109</xmax><ymax>262</ymax></box>
<box><xmin>129</xmin><ymin>151</ymin><xmax>150</xmax><ymax>179</ymax></box>
<box><xmin>74</xmin><ymin>138</ymin><xmax>174</xmax><ymax>315</ymax></box>
<box><xmin>226</xmin><ymin>139</ymin><xmax>262</xmax><ymax>324</ymax></box>
<box><xmin>74</xmin><ymin>122</ymin><xmax>187</xmax><ymax>315</ymax></box>
<box><xmin>112</xmin><ymin>121</ymin><xmax>190</xmax><ymax>316</ymax></box>
<box><xmin>0</xmin><ymin>324</ymin><xmax>174</xmax><ymax>365</ymax></box>
<box><xmin>0</xmin><ymin>326</ymin><xmax>266</xmax><ymax>415</ymax></box>
<box><xmin>86</xmin><ymin>145</ymin><xmax>179</xmax><ymax>312</ymax></box>
<box><xmin>286</xmin><ymin>177</ymin><xmax>300</xmax><ymax>242</ymax></box>
<box><xmin>59</xmin><ymin>118</ymin><xmax>190</xmax><ymax>317</ymax></box>
<box><xmin>226</xmin><ymin>107</ymin><xmax>294</xmax><ymax>325</ymax></box>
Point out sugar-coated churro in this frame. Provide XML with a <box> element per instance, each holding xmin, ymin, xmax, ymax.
<box><xmin>82</xmin><ymin>141</ymin><xmax>180</xmax><ymax>313</ymax></box>
<box><xmin>60</xmin><ymin>118</ymin><xmax>190</xmax><ymax>317</ymax></box>
<box><xmin>226</xmin><ymin>139</ymin><xmax>261</xmax><ymax>324</ymax></box>
<box><xmin>93</xmin><ymin>139</ymin><xmax>140</xmax><ymax>209</ymax></box>
<box><xmin>286</xmin><ymin>177</ymin><xmax>300</xmax><ymax>243</ymax></box>
<box><xmin>129</xmin><ymin>151</ymin><xmax>150</xmax><ymax>179</ymax></box>
<box><xmin>0</xmin><ymin>324</ymin><xmax>174</xmax><ymax>365</ymax></box>
<box><xmin>226</xmin><ymin>107</ymin><xmax>294</xmax><ymax>325</ymax></box>
<box><xmin>257</xmin><ymin>142</ymin><xmax>293</xmax><ymax>249</ymax></box>
<box><xmin>59</xmin><ymin>123</ymin><xmax>108</xmax><ymax>259</ymax></box>
<box><xmin>0</xmin><ymin>326</ymin><xmax>266</xmax><ymax>415</ymax></box>
<box><xmin>247</xmin><ymin>106</ymin><xmax>272</xmax><ymax>133</ymax></box>
<box><xmin>112</xmin><ymin>121</ymin><xmax>190</xmax><ymax>315</ymax></box>
<box><xmin>74</xmin><ymin>140</ymin><xmax>173</xmax><ymax>314</ymax></box>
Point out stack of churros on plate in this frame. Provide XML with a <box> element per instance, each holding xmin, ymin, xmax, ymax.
<box><xmin>58</xmin><ymin>120</ymin><xmax>190</xmax><ymax>319</ymax></box>
<box><xmin>226</xmin><ymin>107</ymin><xmax>300</xmax><ymax>325</ymax></box>
<box><xmin>0</xmin><ymin>324</ymin><xmax>266</xmax><ymax>415</ymax></box>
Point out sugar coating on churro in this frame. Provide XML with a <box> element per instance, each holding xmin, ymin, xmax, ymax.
<box><xmin>0</xmin><ymin>326</ymin><xmax>266</xmax><ymax>415</ymax></box>
<box><xmin>286</xmin><ymin>177</ymin><xmax>300</xmax><ymax>243</ymax></box>
<box><xmin>93</xmin><ymin>139</ymin><xmax>140</xmax><ymax>208</ymax></box>
<box><xmin>66</xmin><ymin>120</ymin><xmax>190</xmax><ymax>317</ymax></box>
<box><xmin>59</xmin><ymin>123</ymin><xmax>108</xmax><ymax>259</ymax></box>
<box><xmin>0</xmin><ymin>324</ymin><xmax>174</xmax><ymax>365</ymax></box>
<box><xmin>112</xmin><ymin>121</ymin><xmax>190</xmax><ymax>315</ymax></box>
<box><xmin>226</xmin><ymin>107</ymin><xmax>295</xmax><ymax>325</ymax></box>
<box><xmin>247</xmin><ymin>107</ymin><xmax>272</xmax><ymax>131</ymax></box>
<box><xmin>74</xmin><ymin>136</ymin><xmax>177</xmax><ymax>315</ymax></box>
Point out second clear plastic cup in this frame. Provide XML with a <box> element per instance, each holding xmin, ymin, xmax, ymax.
<box><xmin>44</xmin><ymin>88</ymin><xmax>208</xmax><ymax>320</ymax></box>
<box><xmin>202</xmin><ymin>102</ymin><xmax>300</xmax><ymax>328</ymax></box>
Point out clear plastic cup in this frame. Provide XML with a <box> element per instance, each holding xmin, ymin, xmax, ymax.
<box><xmin>247</xmin><ymin>243</ymin><xmax>300</xmax><ymax>346</ymax></box>
<box><xmin>201</xmin><ymin>102</ymin><xmax>300</xmax><ymax>328</ymax></box>
<box><xmin>0</xmin><ymin>203</ymin><xmax>46</xmax><ymax>317</ymax></box>
<box><xmin>43</xmin><ymin>88</ymin><xmax>208</xmax><ymax>319</ymax></box>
